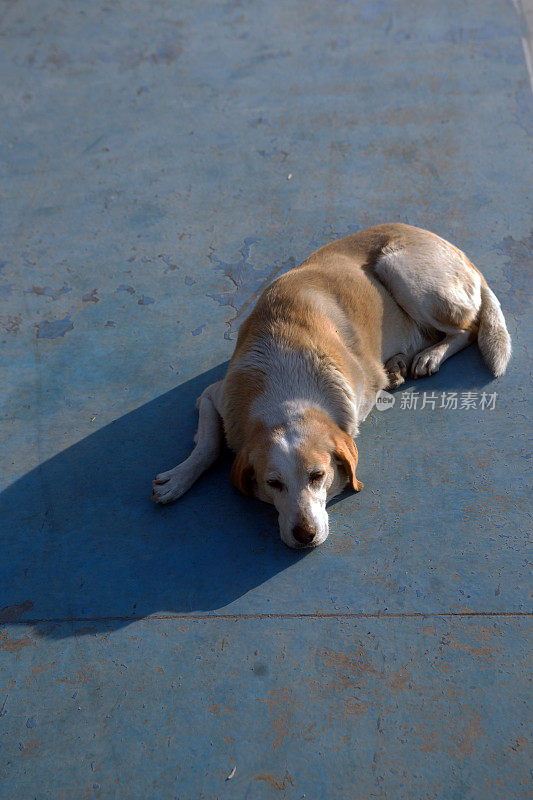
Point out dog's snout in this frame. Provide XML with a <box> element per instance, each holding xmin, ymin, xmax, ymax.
<box><xmin>292</xmin><ymin>523</ymin><xmax>315</xmax><ymax>546</ymax></box>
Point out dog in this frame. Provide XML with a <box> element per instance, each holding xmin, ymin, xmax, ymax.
<box><xmin>152</xmin><ymin>223</ymin><xmax>511</xmax><ymax>548</ymax></box>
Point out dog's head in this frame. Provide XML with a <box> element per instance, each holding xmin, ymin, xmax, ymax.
<box><xmin>230</xmin><ymin>409</ymin><xmax>363</xmax><ymax>548</ymax></box>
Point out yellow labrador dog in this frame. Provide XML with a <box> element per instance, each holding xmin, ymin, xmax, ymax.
<box><xmin>152</xmin><ymin>224</ymin><xmax>511</xmax><ymax>548</ymax></box>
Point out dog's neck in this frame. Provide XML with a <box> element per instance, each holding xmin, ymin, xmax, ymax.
<box><xmin>245</xmin><ymin>341</ymin><xmax>361</xmax><ymax>437</ymax></box>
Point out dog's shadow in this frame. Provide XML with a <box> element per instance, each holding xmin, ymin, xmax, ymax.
<box><xmin>0</xmin><ymin>363</ymin><xmax>310</xmax><ymax>640</ymax></box>
<box><xmin>0</xmin><ymin>346</ymin><xmax>494</xmax><ymax>640</ymax></box>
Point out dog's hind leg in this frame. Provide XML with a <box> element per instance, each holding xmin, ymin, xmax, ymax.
<box><xmin>410</xmin><ymin>329</ymin><xmax>474</xmax><ymax>378</ymax></box>
<box><xmin>152</xmin><ymin>381</ymin><xmax>224</xmax><ymax>504</ymax></box>
<box><xmin>374</xmin><ymin>236</ymin><xmax>486</xmax><ymax>378</ymax></box>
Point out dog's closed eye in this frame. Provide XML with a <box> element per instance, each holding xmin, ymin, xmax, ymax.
<box><xmin>309</xmin><ymin>470</ymin><xmax>325</xmax><ymax>485</ymax></box>
<box><xmin>267</xmin><ymin>478</ymin><xmax>285</xmax><ymax>491</ymax></box>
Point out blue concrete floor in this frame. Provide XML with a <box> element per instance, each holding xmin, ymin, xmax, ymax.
<box><xmin>1</xmin><ymin>1</ymin><xmax>531</xmax><ymax>798</ymax></box>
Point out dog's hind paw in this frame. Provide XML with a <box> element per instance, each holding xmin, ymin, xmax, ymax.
<box><xmin>410</xmin><ymin>349</ymin><xmax>441</xmax><ymax>378</ymax></box>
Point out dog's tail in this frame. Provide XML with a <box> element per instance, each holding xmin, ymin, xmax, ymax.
<box><xmin>477</xmin><ymin>283</ymin><xmax>511</xmax><ymax>377</ymax></box>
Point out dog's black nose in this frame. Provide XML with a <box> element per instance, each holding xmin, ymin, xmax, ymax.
<box><xmin>292</xmin><ymin>523</ymin><xmax>315</xmax><ymax>546</ymax></box>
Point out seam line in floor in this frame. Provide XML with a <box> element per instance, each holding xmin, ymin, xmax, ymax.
<box><xmin>2</xmin><ymin>611</ymin><xmax>532</xmax><ymax>625</ymax></box>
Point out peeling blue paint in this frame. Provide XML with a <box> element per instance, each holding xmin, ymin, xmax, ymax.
<box><xmin>137</xmin><ymin>295</ymin><xmax>155</xmax><ymax>306</ymax></box>
<box><xmin>82</xmin><ymin>289</ymin><xmax>99</xmax><ymax>303</ymax></box>
<box><xmin>24</xmin><ymin>284</ymin><xmax>72</xmax><ymax>300</ymax></box>
<box><xmin>159</xmin><ymin>255</ymin><xmax>179</xmax><ymax>274</ymax></box>
<box><xmin>191</xmin><ymin>323</ymin><xmax>206</xmax><ymax>336</ymax></box>
<box><xmin>35</xmin><ymin>316</ymin><xmax>74</xmax><ymax>338</ymax></box>
<box><xmin>1</xmin><ymin>315</ymin><xmax>22</xmax><ymax>334</ymax></box>
<box><xmin>208</xmin><ymin>237</ymin><xmax>294</xmax><ymax>338</ymax></box>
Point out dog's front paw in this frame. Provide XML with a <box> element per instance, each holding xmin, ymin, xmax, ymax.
<box><xmin>152</xmin><ymin>469</ymin><xmax>189</xmax><ymax>504</ymax></box>
<box><xmin>385</xmin><ymin>353</ymin><xmax>408</xmax><ymax>389</ymax></box>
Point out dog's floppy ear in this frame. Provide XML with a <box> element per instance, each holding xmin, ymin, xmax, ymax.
<box><xmin>333</xmin><ymin>429</ymin><xmax>364</xmax><ymax>492</ymax></box>
<box><xmin>230</xmin><ymin>448</ymin><xmax>255</xmax><ymax>496</ymax></box>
